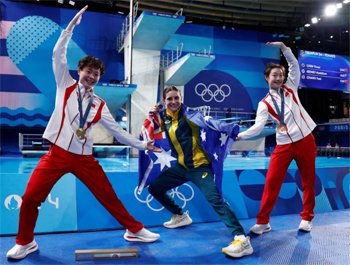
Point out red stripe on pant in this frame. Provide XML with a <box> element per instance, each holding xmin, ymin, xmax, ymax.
<box><xmin>16</xmin><ymin>145</ymin><xmax>143</xmax><ymax>245</ymax></box>
<box><xmin>256</xmin><ymin>133</ymin><xmax>316</xmax><ymax>224</ymax></box>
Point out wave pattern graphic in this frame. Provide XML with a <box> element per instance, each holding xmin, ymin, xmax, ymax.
<box><xmin>1</xmin><ymin>112</ymin><xmax>50</xmax><ymax>122</ymax></box>
<box><xmin>1</xmin><ymin>118</ymin><xmax>47</xmax><ymax>127</ymax></box>
<box><xmin>0</xmin><ymin>107</ymin><xmax>52</xmax><ymax>116</ymax></box>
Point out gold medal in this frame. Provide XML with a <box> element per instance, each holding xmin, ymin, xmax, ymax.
<box><xmin>277</xmin><ymin>124</ymin><xmax>287</xmax><ymax>134</ymax></box>
<box><xmin>76</xmin><ymin>128</ymin><xmax>86</xmax><ymax>140</ymax></box>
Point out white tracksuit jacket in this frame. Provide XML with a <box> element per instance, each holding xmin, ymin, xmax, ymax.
<box><xmin>239</xmin><ymin>48</ymin><xmax>316</xmax><ymax>145</ymax></box>
<box><xmin>43</xmin><ymin>31</ymin><xmax>146</xmax><ymax>155</ymax></box>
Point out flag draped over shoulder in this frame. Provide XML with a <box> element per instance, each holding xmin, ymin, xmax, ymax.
<box><xmin>138</xmin><ymin>104</ymin><xmax>239</xmax><ymax>205</ymax></box>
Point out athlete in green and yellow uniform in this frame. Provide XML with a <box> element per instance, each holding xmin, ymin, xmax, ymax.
<box><xmin>147</xmin><ymin>86</ymin><xmax>253</xmax><ymax>258</ymax></box>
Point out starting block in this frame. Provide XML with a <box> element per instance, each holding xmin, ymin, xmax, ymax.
<box><xmin>75</xmin><ymin>248</ymin><xmax>138</xmax><ymax>261</ymax></box>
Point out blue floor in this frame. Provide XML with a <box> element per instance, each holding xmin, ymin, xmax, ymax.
<box><xmin>0</xmin><ymin>209</ymin><xmax>349</xmax><ymax>265</ymax></box>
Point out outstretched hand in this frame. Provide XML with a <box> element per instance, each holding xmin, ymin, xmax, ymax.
<box><xmin>72</xmin><ymin>5</ymin><xmax>88</xmax><ymax>25</ymax></box>
<box><xmin>66</xmin><ymin>5</ymin><xmax>88</xmax><ymax>32</ymax></box>
<box><xmin>266</xmin><ymin>42</ymin><xmax>288</xmax><ymax>52</ymax></box>
<box><xmin>146</xmin><ymin>140</ymin><xmax>162</xmax><ymax>153</ymax></box>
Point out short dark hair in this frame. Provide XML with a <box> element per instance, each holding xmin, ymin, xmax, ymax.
<box><xmin>263</xmin><ymin>63</ymin><xmax>286</xmax><ymax>83</ymax></box>
<box><xmin>163</xmin><ymin>85</ymin><xmax>182</xmax><ymax>99</ymax></box>
<box><xmin>78</xmin><ymin>56</ymin><xmax>105</xmax><ymax>76</ymax></box>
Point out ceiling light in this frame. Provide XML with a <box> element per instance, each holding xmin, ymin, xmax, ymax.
<box><xmin>57</xmin><ymin>0</ymin><xmax>64</xmax><ymax>4</ymax></box>
<box><xmin>325</xmin><ymin>4</ymin><xmax>337</xmax><ymax>16</ymax></box>
<box><xmin>118</xmin><ymin>11</ymin><xmax>124</xmax><ymax>14</ymax></box>
<box><xmin>278</xmin><ymin>34</ymin><xmax>284</xmax><ymax>37</ymax></box>
<box><xmin>337</xmin><ymin>3</ymin><xmax>343</xmax><ymax>8</ymax></box>
<box><xmin>295</xmin><ymin>36</ymin><xmax>301</xmax><ymax>40</ymax></box>
<box><xmin>69</xmin><ymin>0</ymin><xmax>75</xmax><ymax>5</ymax></box>
<box><xmin>311</xmin><ymin>17</ymin><xmax>318</xmax><ymax>24</ymax></box>
<box><xmin>343</xmin><ymin>0</ymin><xmax>349</xmax><ymax>4</ymax></box>
<box><xmin>330</xmin><ymin>35</ymin><xmax>333</xmax><ymax>38</ymax></box>
<box><xmin>305</xmin><ymin>23</ymin><xmax>311</xmax><ymax>27</ymax></box>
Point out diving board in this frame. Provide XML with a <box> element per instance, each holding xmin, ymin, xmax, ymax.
<box><xmin>164</xmin><ymin>53</ymin><xmax>215</xmax><ymax>86</ymax></box>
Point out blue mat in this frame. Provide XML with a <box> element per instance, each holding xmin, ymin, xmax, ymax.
<box><xmin>1</xmin><ymin>209</ymin><xmax>349</xmax><ymax>265</ymax></box>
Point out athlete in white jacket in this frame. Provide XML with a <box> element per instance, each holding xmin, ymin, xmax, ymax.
<box><xmin>237</xmin><ymin>42</ymin><xmax>317</xmax><ymax>235</ymax></box>
<box><xmin>7</xmin><ymin>6</ymin><xmax>161</xmax><ymax>260</ymax></box>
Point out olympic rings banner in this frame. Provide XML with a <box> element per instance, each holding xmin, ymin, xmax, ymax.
<box><xmin>185</xmin><ymin>69</ymin><xmax>254</xmax><ymax>114</ymax></box>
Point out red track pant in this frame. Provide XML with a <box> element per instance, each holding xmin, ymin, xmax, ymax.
<box><xmin>16</xmin><ymin>145</ymin><xmax>143</xmax><ymax>245</ymax></box>
<box><xmin>256</xmin><ymin>133</ymin><xmax>317</xmax><ymax>224</ymax></box>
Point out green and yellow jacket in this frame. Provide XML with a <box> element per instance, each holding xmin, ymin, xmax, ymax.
<box><xmin>160</xmin><ymin>106</ymin><xmax>211</xmax><ymax>169</ymax></box>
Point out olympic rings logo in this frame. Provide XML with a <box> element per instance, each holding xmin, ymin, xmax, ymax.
<box><xmin>195</xmin><ymin>83</ymin><xmax>231</xmax><ymax>102</ymax></box>
<box><xmin>134</xmin><ymin>183</ymin><xmax>195</xmax><ymax>212</ymax></box>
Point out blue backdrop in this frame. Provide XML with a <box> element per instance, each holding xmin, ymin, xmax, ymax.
<box><xmin>1</xmin><ymin>0</ymin><xmax>279</xmax><ymax>131</ymax></box>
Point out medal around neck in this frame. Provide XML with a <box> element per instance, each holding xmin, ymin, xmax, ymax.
<box><xmin>277</xmin><ymin>124</ymin><xmax>287</xmax><ymax>134</ymax></box>
<box><xmin>76</xmin><ymin>128</ymin><xmax>86</xmax><ymax>140</ymax></box>
<box><xmin>76</xmin><ymin>84</ymin><xmax>93</xmax><ymax>141</ymax></box>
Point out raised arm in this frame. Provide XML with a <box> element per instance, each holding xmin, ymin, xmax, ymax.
<box><xmin>266</xmin><ymin>41</ymin><xmax>288</xmax><ymax>52</ymax></box>
<box><xmin>267</xmin><ymin>41</ymin><xmax>300</xmax><ymax>90</ymax></box>
<box><xmin>65</xmin><ymin>5</ymin><xmax>88</xmax><ymax>33</ymax></box>
<box><xmin>52</xmin><ymin>6</ymin><xmax>88</xmax><ymax>90</ymax></box>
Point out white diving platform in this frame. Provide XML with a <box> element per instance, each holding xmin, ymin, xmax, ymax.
<box><xmin>118</xmin><ymin>11</ymin><xmax>185</xmax><ymax>52</ymax></box>
<box><xmin>93</xmin><ymin>83</ymin><xmax>137</xmax><ymax>116</ymax></box>
<box><xmin>164</xmin><ymin>53</ymin><xmax>215</xmax><ymax>86</ymax></box>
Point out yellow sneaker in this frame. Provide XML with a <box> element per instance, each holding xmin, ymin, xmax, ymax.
<box><xmin>222</xmin><ymin>235</ymin><xmax>253</xmax><ymax>258</ymax></box>
<box><xmin>163</xmin><ymin>211</ymin><xmax>192</xmax><ymax>228</ymax></box>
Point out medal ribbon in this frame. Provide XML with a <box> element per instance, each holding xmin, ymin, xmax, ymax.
<box><xmin>269</xmin><ymin>88</ymin><xmax>285</xmax><ymax>125</ymax></box>
<box><xmin>78</xmin><ymin>84</ymin><xmax>94</xmax><ymax>130</ymax></box>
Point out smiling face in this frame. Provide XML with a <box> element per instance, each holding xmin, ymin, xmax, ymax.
<box><xmin>77</xmin><ymin>56</ymin><xmax>105</xmax><ymax>91</ymax></box>
<box><xmin>78</xmin><ymin>67</ymin><xmax>101</xmax><ymax>90</ymax></box>
<box><xmin>162</xmin><ymin>90</ymin><xmax>182</xmax><ymax>114</ymax></box>
<box><xmin>265</xmin><ymin>68</ymin><xmax>284</xmax><ymax>91</ymax></box>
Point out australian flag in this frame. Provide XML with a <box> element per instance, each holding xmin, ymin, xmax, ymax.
<box><xmin>138</xmin><ymin>104</ymin><xmax>239</xmax><ymax>206</ymax></box>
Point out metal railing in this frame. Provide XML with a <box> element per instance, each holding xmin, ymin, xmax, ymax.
<box><xmin>19</xmin><ymin>133</ymin><xmax>50</xmax><ymax>152</ymax></box>
<box><xmin>175</xmin><ymin>8</ymin><xmax>183</xmax><ymax>16</ymax></box>
<box><xmin>197</xmin><ymin>45</ymin><xmax>212</xmax><ymax>55</ymax></box>
<box><xmin>317</xmin><ymin>146</ymin><xmax>350</xmax><ymax>157</ymax></box>
<box><xmin>160</xmin><ymin>43</ymin><xmax>184</xmax><ymax>69</ymax></box>
<box><xmin>191</xmin><ymin>105</ymin><xmax>211</xmax><ymax>117</ymax></box>
<box><xmin>116</xmin><ymin>2</ymin><xmax>139</xmax><ymax>51</ymax></box>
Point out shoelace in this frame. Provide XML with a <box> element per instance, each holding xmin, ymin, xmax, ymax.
<box><xmin>171</xmin><ymin>215</ymin><xmax>179</xmax><ymax>221</ymax></box>
<box><xmin>230</xmin><ymin>239</ymin><xmax>243</xmax><ymax>251</ymax></box>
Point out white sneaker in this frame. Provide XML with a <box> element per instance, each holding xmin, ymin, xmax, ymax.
<box><xmin>164</xmin><ymin>211</ymin><xmax>192</xmax><ymax>229</ymax></box>
<box><xmin>6</xmin><ymin>240</ymin><xmax>38</xmax><ymax>259</ymax></box>
<box><xmin>222</xmin><ymin>235</ymin><xmax>254</xmax><ymax>258</ymax></box>
<box><xmin>298</xmin><ymin>220</ymin><xmax>312</xmax><ymax>232</ymax></box>
<box><xmin>124</xmin><ymin>228</ymin><xmax>160</xmax><ymax>243</ymax></box>
<box><xmin>249</xmin><ymin>223</ymin><xmax>271</xmax><ymax>235</ymax></box>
